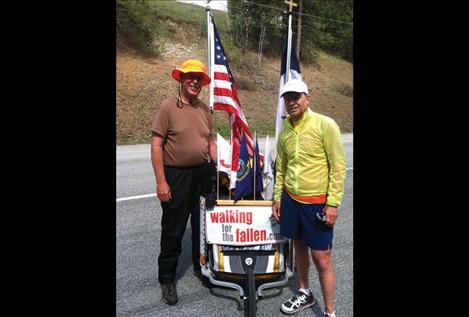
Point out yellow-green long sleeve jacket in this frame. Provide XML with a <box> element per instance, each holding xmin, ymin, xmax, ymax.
<box><xmin>274</xmin><ymin>108</ymin><xmax>346</xmax><ymax>206</ymax></box>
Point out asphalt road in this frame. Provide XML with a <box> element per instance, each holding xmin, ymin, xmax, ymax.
<box><xmin>116</xmin><ymin>134</ymin><xmax>353</xmax><ymax>317</ymax></box>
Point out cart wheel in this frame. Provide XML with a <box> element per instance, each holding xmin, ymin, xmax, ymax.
<box><xmin>245</xmin><ymin>269</ymin><xmax>256</xmax><ymax>317</ymax></box>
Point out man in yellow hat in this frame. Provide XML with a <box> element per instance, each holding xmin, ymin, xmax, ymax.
<box><xmin>150</xmin><ymin>59</ymin><xmax>217</xmax><ymax>305</ymax></box>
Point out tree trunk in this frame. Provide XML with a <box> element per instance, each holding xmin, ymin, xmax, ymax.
<box><xmin>258</xmin><ymin>26</ymin><xmax>266</xmax><ymax>65</ymax></box>
<box><xmin>296</xmin><ymin>0</ymin><xmax>303</xmax><ymax>61</ymax></box>
<box><xmin>243</xmin><ymin>17</ymin><xmax>251</xmax><ymax>56</ymax></box>
<box><xmin>225</xmin><ymin>11</ymin><xmax>234</xmax><ymax>44</ymax></box>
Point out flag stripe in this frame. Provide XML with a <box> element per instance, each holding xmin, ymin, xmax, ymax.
<box><xmin>212</xmin><ymin>64</ymin><xmax>228</xmax><ymax>73</ymax></box>
<box><xmin>213</xmin><ymin>79</ymin><xmax>232</xmax><ymax>89</ymax></box>
<box><xmin>213</xmin><ymin>103</ymin><xmax>237</xmax><ymax>115</ymax></box>
<box><xmin>213</xmin><ymin>87</ymin><xmax>235</xmax><ymax>98</ymax></box>
<box><xmin>280</xmin><ymin>40</ymin><xmax>301</xmax><ymax>76</ymax></box>
<box><xmin>213</xmin><ymin>99</ymin><xmax>238</xmax><ymax>111</ymax></box>
<box><xmin>214</xmin><ymin>72</ymin><xmax>230</xmax><ymax>81</ymax></box>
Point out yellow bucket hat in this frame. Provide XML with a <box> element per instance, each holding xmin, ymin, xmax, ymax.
<box><xmin>171</xmin><ymin>59</ymin><xmax>211</xmax><ymax>86</ymax></box>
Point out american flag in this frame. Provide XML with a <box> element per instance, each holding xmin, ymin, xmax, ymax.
<box><xmin>210</xmin><ymin>20</ymin><xmax>254</xmax><ymax>188</ymax></box>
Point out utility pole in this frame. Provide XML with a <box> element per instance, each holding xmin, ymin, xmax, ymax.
<box><xmin>296</xmin><ymin>0</ymin><xmax>303</xmax><ymax>62</ymax></box>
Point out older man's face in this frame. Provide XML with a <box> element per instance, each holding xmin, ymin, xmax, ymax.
<box><xmin>180</xmin><ymin>72</ymin><xmax>203</xmax><ymax>98</ymax></box>
<box><xmin>284</xmin><ymin>92</ymin><xmax>310</xmax><ymax>122</ymax></box>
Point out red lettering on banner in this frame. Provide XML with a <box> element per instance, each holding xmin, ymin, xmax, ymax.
<box><xmin>210</xmin><ymin>213</ymin><xmax>219</xmax><ymax>223</ymax></box>
<box><xmin>209</xmin><ymin>210</ymin><xmax>253</xmax><ymax>225</ymax></box>
<box><xmin>236</xmin><ymin>228</ymin><xmax>267</xmax><ymax>242</ymax></box>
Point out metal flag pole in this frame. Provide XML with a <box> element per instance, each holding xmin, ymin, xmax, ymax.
<box><xmin>206</xmin><ymin>1</ymin><xmax>218</xmax><ymax>200</ymax></box>
<box><xmin>206</xmin><ymin>0</ymin><xmax>214</xmax><ymax>113</ymax></box>
<box><xmin>284</xmin><ymin>0</ymin><xmax>297</xmax><ymax>276</ymax></box>
<box><xmin>285</xmin><ymin>0</ymin><xmax>297</xmax><ymax>83</ymax></box>
<box><xmin>216</xmin><ymin>133</ymin><xmax>220</xmax><ymax>201</ymax></box>
<box><xmin>253</xmin><ymin>130</ymin><xmax>257</xmax><ymax>200</ymax></box>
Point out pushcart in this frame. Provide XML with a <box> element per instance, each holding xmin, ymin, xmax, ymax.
<box><xmin>199</xmin><ymin>196</ymin><xmax>294</xmax><ymax>317</ymax></box>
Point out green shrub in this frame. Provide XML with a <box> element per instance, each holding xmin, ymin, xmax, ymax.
<box><xmin>235</xmin><ymin>74</ymin><xmax>257</xmax><ymax>91</ymax></box>
<box><xmin>300</xmin><ymin>42</ymin><xmax>320</xmax><ymax>67</ymax></box>
<box><xmin>335</xmin><ymin>83</ymin><xmax>353</xmax><ymax>97</ymax></box>
<box><xmin>116</xmin><ymin>0</ymin><xmax>160</xmax><ymax>56</ymax></box>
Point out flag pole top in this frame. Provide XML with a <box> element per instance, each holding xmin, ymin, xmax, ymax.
<box><xmin>284</xmin><ymin>0</ymin><xmax>297</xmax><ymax>12</ymax></box>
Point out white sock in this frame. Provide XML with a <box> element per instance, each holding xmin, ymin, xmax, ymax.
<box><xmin>298</xmin><ymin>288</ymin><xmax>310</xmax><ymax>295</ymax></box>
<box><xmin>325</xmin><ymin>310</ymin><xmax>336</xmax><ymax>317</ymax></box>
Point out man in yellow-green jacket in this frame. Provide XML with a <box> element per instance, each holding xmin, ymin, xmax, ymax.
<box><xmin>272</xmin><ymin>79</ymin><xmax>346</xmax><ymax>317</ymax></box>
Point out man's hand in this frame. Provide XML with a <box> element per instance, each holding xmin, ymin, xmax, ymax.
<box><xmin>323</xmin><ymin>205</ymin><xmax>338</xmax><ymax>227</ymax></box>
<box><xmin>272</xmin><ymin>201</ymin><xmax>281</xmax><ymax>222</ymax></box>
<box><xmin>151</xmin><ymin>136</ymin><xmax>172</xmax><ymax>202</ymax></box>
<box><xmin>156</xmin><ymin>181</ymin><xmax>172</xmax><ymax>202</ymax></box>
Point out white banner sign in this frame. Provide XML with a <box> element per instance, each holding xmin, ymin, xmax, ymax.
<box><xmin>205</xmin><ymin>205</ymin><xmax>286</xmax><ymax>246</ymax></box>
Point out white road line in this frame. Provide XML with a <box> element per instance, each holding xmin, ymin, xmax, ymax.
<box><xmin>116</xmin><ymin>166</ymin><xmax>354</xmax><ymax>202</ymax></box>
<box><xmin>116</xmin><ymin>193</ymin><xmax>156</xmax><ymax>202</ymax></box>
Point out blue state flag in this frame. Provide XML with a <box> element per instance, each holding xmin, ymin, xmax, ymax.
<box><xmin>234</xmin><ymin>133</ymin><xmax>264</xmax><ymax>201</ymax></box>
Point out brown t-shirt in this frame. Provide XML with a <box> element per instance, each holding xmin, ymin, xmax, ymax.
<box><xmin>151</xmin><ymin>96</ymin><xmax>214</xmax><ymax>167</ymax></box>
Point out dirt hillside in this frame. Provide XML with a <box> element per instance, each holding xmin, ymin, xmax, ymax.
<box><xmin>116</xmin><ymin>27</ymin><xmax>353</xmax><ymax>144</ymax></box>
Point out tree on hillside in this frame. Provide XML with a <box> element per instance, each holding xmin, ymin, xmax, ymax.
<box><xmin>228</xmin><ymin>0</ymin><xmax>284</xmax><ymax>57</ymax></box>
<box><xmin>116</xmin><ymin>0</ymin><xmax>159</xmax><ymax>56</ymax></box>
<box><xmin>300</xmin><ymin>0</ymin><xmax>353</xmax><ymax>61</ymax></box>
<box><xmin>228</xmin><ymin>0</ymin><xmax>254</xmax><ymax>55</ymax></box>
<box><xmin>227</xmin><ymin>0</ymin><xmax>352</xmax><ymax>63</ymax></box>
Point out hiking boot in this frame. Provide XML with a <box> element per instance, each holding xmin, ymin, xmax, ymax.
<box><xmin>193</xmin><ymin>269</ymin><xmax>213</xmax><ymax>288</ymax></box>
<box><xmin>161</xmin><ymin>282</ymin><xmax>178</xmax><ymax>305</ymax></box>
<box><xmin>280</xmin><ymin>290</ymin><xmax>315</xmax><ymax>314</ymax></box>
<box><xmin>323</xmin><ymin>311</ymin><xmax>337</xmax><ymax>317</ymax></box>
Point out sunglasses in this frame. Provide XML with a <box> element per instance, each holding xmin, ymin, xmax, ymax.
<box><xmin>283</xmin><ymin>92</ymin><xmax>303</xmax><ymax>100</ymax></box>
<box><xmin>183</xmin><ymin>73</ymin><xmax>204</xmax><ymax>81</ymax></box>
